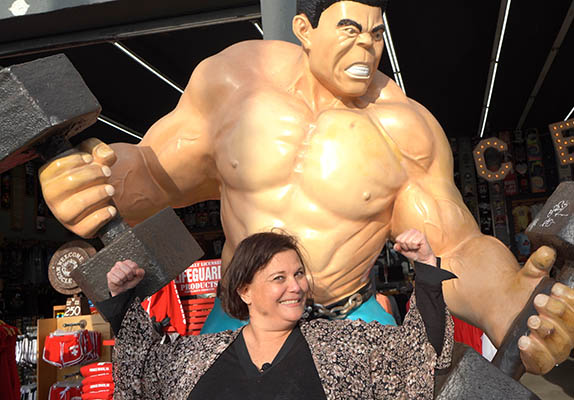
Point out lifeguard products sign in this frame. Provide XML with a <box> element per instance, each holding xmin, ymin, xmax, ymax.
<box><xmin>175</xmin><ymin>259</ymin><xmax>222</xmax><ymax>296</ymax></box>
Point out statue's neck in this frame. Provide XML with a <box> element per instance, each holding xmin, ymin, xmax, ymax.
<box><xmin>288</xmin><ymin>53</ymin><xmax>344</xmax><ymax>113</ymax></box>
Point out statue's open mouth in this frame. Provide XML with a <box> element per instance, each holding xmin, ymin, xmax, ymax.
<box><xmin>345</xmin><ymin>64</ymin><xmax>370</xmax><ymax>79</ymax></box>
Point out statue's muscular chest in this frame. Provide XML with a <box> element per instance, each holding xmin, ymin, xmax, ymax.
<box><xmin>216</xmin><ymin>89</ymin><xmax>410</xmax><ymax>219</ymax></box>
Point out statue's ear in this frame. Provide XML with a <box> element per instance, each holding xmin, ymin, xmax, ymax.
<box><xmin>292</xmin><ymin>14</ymin><xmax>313</xmax><ymax>50</ymax></box>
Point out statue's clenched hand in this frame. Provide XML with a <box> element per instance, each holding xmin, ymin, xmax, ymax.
<box><xmin>515</xmin><ymin>246</ymin><xmax>574</xmax><ymax>374</ymax></box>
<box><xmin>39</xmin><ymin>138</ymin><xmax>117</xmax><ymax>238</ymax></box>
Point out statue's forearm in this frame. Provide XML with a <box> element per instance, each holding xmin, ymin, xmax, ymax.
<box><xmin>439</xmin><ymin>234</ymin><xmax>528</xmax><ymax>346</ymax></box>
<box><xmin>109</xmin><ymin>143</ymin><xmax>173</xmax><ymax>225</ymax></box>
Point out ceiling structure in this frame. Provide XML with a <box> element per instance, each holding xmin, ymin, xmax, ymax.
<box><xmin>0</xmin><ymin>0</ymin><xmax>572</xmax><ymax>146</ymax></box>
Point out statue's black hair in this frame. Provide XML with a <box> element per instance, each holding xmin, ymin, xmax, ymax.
<box><xmin>297</xmin><ymin>0</ymin><xmax>388</xmax><ymax>28</ymax></box>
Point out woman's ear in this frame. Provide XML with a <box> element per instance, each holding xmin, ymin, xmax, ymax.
<box><xmin>237</xmin><ymin>285</ymin><xmax>252</xmax><ymax>306</ymax></box>
<box><xmin>292</xmin><ymin>14</ymin><xmax>313</xmax><ymax>51</ymax></box>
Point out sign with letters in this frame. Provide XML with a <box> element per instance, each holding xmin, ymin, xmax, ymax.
<box><xmin>548</xmin><ymin>118</ymin><xmax>574</xmax><ymax>166</ymax></box>
<box><xmin>473</xmin><ymin>138</ymin><xmax>512</xmax><ymax>182</ymax></box>
<box><xmin>175</xmin><ymin>259</ymin><xmax>222</xmax><ymax>296</ymax></box>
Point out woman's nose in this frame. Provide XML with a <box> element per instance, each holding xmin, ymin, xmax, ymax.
<box><xmin>287</xmin><ymin>277</ymin><xmax>304</xmax><ymax>292</ymax></box>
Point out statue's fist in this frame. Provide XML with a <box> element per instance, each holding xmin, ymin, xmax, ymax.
<box><xmin>39</xmin><ymin>138</ymin><xmax>117</xmax><ymax>238</ymax></box>
<box><xmin>517</xmin><ymin>246</ymin><xmax>574</xmax><ymax>374</ymax></box>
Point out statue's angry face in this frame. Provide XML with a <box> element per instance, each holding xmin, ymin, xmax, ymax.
<box><xmin>305</xmin><ymin>1</ymin><xmax>385</xmax><ymax>98</ymax></box>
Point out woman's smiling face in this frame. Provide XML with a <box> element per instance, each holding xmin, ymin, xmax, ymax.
<box><xmin>239</xmin><ymin>249</ymin><xmax>309</xmax><ymax>328</ymax></box>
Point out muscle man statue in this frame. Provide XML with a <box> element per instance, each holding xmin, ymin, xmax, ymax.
<box><xmin>39</xmin><ymin>0</ymin><xmax>574</xmax><ymax>374</ymax></box>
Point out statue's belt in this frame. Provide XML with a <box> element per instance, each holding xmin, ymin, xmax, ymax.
<box><xmin>304</xmin><ymin>283</ymin><xmax>373</xmax><ymax>320</ymax></box>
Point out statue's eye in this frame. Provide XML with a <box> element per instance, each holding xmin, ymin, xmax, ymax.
<box><xmin>344</xmin><ymin>27</ymin><xmax>359</xmax><ymax>35</ymax></box>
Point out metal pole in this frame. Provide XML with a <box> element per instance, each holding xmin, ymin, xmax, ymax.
<box><xmin>259</xmin><ymin>0</ymin><xmax>298</xmax><ymax>44</ymax></box>
<box><xmin>477</xmin><ymin>0</ymin><xmax>512</xmax><ymax>138</ymax></box>
<box><xmin>112</xmin><ymin>41</ymin><xmax>184</xmax><ymax>94</ymax></box>
<box><xmin>98</xmin><ymin>115</ymin><xmax>143</xmax><ymax>141</ymax></box>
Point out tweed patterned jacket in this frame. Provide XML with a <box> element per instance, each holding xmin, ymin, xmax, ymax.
<box><xmin>113</xmin><ymin>295</ymin><xmax>453</xmax><ymax>400</ymax></box>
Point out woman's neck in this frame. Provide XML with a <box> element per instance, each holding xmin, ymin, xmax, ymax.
<box><xmin>242</xmin><ymin>322</ymin><xmax>295</xmax><ymax>370</ymax></box>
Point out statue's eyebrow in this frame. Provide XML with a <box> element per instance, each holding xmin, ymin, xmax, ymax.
<box><xmin>337</xmin><ymin>19</ymin><xmax>362</xmax><ymax>32</ymax></box>
<box><xmin>372</xmin><ymin>24</ymin><xmax>385</xmax><ymax>34</ymax></box>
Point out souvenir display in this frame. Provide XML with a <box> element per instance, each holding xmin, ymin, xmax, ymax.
<box><xmin>526</xmin><ymin>129</ymin><xmax>546</xmax><ymax>193</ymax></box>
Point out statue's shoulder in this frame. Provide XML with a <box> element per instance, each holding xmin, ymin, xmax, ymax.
<box><xmin>197</xmin><ymin>40</ymin><xmax>301</xmax><ymax>84</ymax></box>
<box><xmin>368</xmin><ymin>71</ymin><xmax>409</xmax><ymax>105</ymax></box>
<box><xmin>207</xmin><ymin>40</ymin><xmax>300</xmax><ymax>71</ymax></box>
<box><xmin>184</xmin><ymin>40</ymin><xmax>302</xmax><ymax>110</ymax></box>
<box><xmin>219</xmin><ymin>39</ymin><xmax>301</xmax><ymax>56</ymax></box>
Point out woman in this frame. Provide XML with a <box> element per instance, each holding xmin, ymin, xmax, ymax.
<box><xmin>99</xmin><ymin>229</ymin><xmax>455</xmax><ymax>399</ymax></box>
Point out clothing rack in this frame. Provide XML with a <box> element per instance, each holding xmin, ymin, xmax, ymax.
<box><xmin>20</xmin><ymin>383</ymin><xmax>37</xmax><ymax>400</ymax></box>
<box><xmin>16</xmin><ymin>329</ymin><xmax>37</xmax><ymax>367</ymax></box>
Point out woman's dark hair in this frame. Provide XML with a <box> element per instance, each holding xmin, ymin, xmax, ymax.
<box><xmin>297</xmin><ymin>0</ymin><xmax>389</xmax><ymax>28</ymax></box>
<box><xmin>219</xmin><ymin>231</ymin><xmax>308</xmax><ymax>320</ymax></box>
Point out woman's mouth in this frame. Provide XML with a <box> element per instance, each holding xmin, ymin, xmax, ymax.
<box><xmin>279</xmin><ymin>298</ymin><xmax>302</xmax><ymax>305</ymax></box>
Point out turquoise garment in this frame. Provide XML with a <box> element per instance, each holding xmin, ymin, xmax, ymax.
<box><xmin>345</xmin><ymin>295</ymin><xmax>397</xmax><ymax>325</ymax></box>
<box><xmin>200</xmin><ymin>294</ymin><xmax>396</xmax><ymax>334</ymax></box>
<box><xmin>201</xmin><ymin>297</ymin><xmax>247</xmax><ymax>334</ymax></box>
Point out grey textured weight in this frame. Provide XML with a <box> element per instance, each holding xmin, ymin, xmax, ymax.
<box><xmin>0</xmin><ymin>54</ymin><xmax>100</xmax><ymax>173</ymax></box>
<box><xmin>71</xmin><ymin>207</ymin><xmax>204</xmax><ymax>303</ymax></box>
<box><xmin>435</xmin><ymin>343</ymin><xmax>540</xmax><ymax>399</ymax></box>
<box><xmin>527</xmin><ymin>181</ymin><xmax>574</xmax><ymax>270</ymax></box>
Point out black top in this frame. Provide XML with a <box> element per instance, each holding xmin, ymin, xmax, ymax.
<box><xmin>413</xmin><ymin>258</ymin><xmax>455</xmax><ymax>356</ymax></box>
<box><xmin>97</xmin><ymin>259</ymin><xmax>455</xmax><ymax>400</ymax></box>
<box><xmin>190</xmin><ymin>326</ymin><xmax>327</xmax><ymax>400</ymax></box>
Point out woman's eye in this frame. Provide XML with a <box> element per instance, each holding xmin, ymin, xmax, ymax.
<box><xmin>274</xmin><ymin>275</ymin><xmax>285</xmax><ymax>281</ymax></box>
<box><xmin>295</xmin><ymin>270</ymin><xmax>304</xmax><ymax>277</ymax></box>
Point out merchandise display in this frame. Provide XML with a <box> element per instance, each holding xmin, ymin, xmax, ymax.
<box><xmin>16</xmin><ymin>328</ymin><xmax>37</xmax><ymax>396</ymax></box>
<box><xmin>80</xmin><ymin>362</ymin><xmax>112</xmax><ymax>377</ymax></box>
<box><xmin>47</xmin><ymin>381</ymin><xmax>82</xmax><ymax>400</ymax></box>
<box><xmin>141</xmin><ymin>280</ymin><xmax>187</xmax><ymax>336</ymax></box>
<box><xmin>42</xmin><ymin>329</ymin><xmax>101</xmax><ymax>368</ymax></box>
<box><xmin>20</xmin><ymin>383</ymin><xmax>37</xmax><ymax>400</ymax></box>
<box><xmin>36</xmin><ymin>314</ymin><xmax>113</xmax><ymax>399</ymax></box>
<box><xmin>80</xmin><ymin>362</ymin><xmax>114</xmax><ymax>400</ymax></box>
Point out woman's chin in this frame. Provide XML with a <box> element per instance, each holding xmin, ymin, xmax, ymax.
<box><xmin>284</xmin><ymin>307</ymin><xmax>305</xmax><ymax>322</ymax></box>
